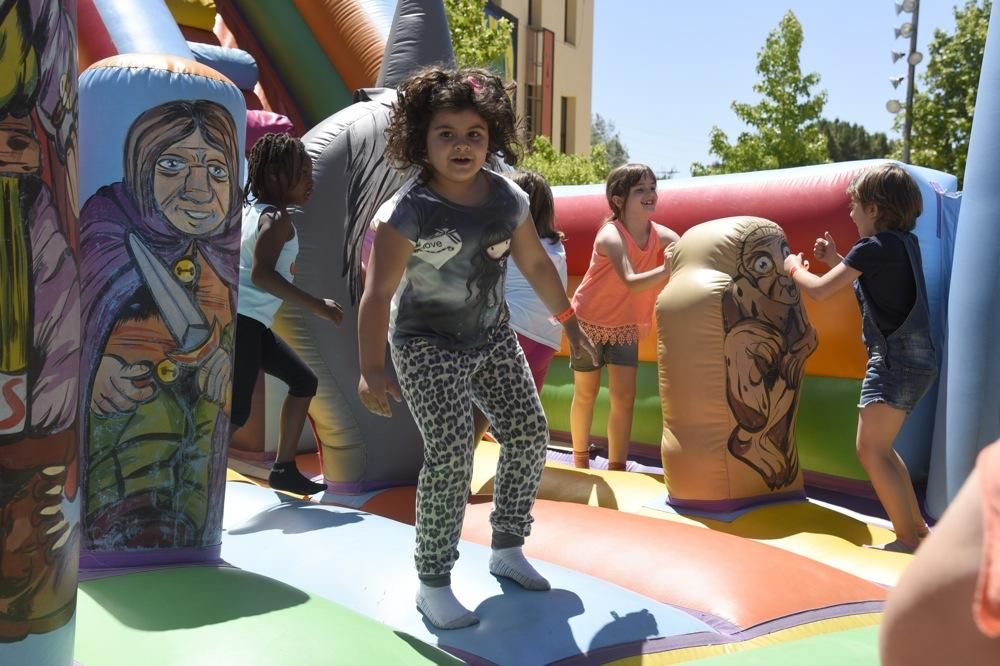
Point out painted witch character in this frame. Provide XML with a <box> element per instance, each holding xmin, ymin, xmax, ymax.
<box><xmin>721</xmin><ymin>221</ymin><xmax>817</xmax><ymax>490</ymax></box>
<box><xmin>0</xmin><ymin>0</ymin><xmax>81</xmax><ymax>641</ymax></box>
<box><xmin>79</xmin><ymin>99</ymin><xmax>241</xmax><ymax>551</ymax></box>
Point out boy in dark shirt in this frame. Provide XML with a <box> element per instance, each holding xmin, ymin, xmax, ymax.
<box><xmin>784</xmin><ymin>163</ymin><xmax>937</xmax><ymax>552</ymax></box>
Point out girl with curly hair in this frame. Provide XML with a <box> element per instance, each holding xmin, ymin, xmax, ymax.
<box><xmin>357</xmin><ymin>67</ymin><xmax>596</xmax><ymax>629</ymax></box>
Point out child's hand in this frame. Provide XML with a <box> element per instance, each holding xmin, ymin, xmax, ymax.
<box><xmin>784</xmin><ymin>252</ymin><xmax>808</xmax><ymax>275</ymax></box>
<box><xmin>358</xmin><ymin>371</ymin><xmax>402</xmax><ymax>417</ymax></box>
<box><xmin>813</xmin><ymin>232</ymin><xmax>839</xmax><ymax>267</ymax></box>
<box><xmin>314</xmin><ymin>298</ymin><xmax>344</xmax><ymax>325</ymax></box>
<box><xmin>662</xmin><ymin>242</ymin><xmax>676</xmax><ymax>274</ymax></box>
<box><xmin>564</xmin><ymin>321</ymin><xmax>599</xmax><ymax>367</ymax></box>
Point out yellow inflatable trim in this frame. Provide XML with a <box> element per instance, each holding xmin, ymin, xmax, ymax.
<box><xmin>605</xmin><ymin>613</ymin><xmax>882</xmax><ymax>665</ymax></box>
<box><xmin>165</xmin><ymin>0</ymin><xmax>217</xmax><ymax>32</ymax></box>
<box><xmin>472</xmin><ymin>441</ymin><xmax>910</xmax><ymax>586</ymax></box>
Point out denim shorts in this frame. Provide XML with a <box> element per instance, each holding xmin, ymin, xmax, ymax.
<box><xmin>858</xmin><ymin>349</ymin><xmax>937</xmax><ymax>414</ymax></box>
<box><xmin>570</xmin><ymin>338</ymin><xmax>638</xmax><ymax>371</ymax></box>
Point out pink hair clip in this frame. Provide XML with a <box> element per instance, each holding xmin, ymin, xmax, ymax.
<box><xmin>466</xmin><ymin>75</ymin><xmax>483</xmax><ymax>94</ymax></box>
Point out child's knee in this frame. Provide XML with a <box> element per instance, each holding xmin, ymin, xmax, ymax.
<box><xmin>573</xmin><ymin>381</ymin><xmax>600</xmax><ymax>403</ymax></box>
<box><xmin>609</xmin><ymin>386</ymin><xmax>636</xmax><ymax>406</ymax></box>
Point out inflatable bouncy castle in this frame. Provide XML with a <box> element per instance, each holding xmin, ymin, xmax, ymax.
<box><xmin>4</xmin><ymin>0</ymin><xmax>1000</xmax><ymax>664</ymax></box>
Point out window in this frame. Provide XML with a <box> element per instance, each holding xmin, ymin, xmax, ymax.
<box><xmin>529</xmin><ymin>0</ymin><xmax>541</xmax><ymax>27</ymax></box>
<box><xmin>559</xmin><ymin>97</ymin><xmax>577</xmax><ymax>153</ymax></box>
<box><xmin>564</xmin><ymin>0</ymin><xmax>577</xmax><ymax>45</ymax></box>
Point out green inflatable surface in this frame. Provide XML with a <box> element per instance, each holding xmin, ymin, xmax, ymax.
<box><xmin>541</xmin><ymin>362</ymin><xmax>866</xmax><ymax>480</ymax></box>
<box><xmin>74</xmin><ymin>567</ymin><xmax>460</xmax><ymax>666</ymax></box>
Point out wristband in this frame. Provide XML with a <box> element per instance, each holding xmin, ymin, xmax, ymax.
<box><xmin>789</xmin><ymin>260</ymin><xmax>810</xmax><ymax>279</ymax></box>
<box><xmin>549</xmin><ymin>306</ymin><xmax>575</xmax><ymax>326</ymax></box>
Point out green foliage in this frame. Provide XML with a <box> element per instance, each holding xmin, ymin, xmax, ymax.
<box><xmin>520</xmin><ymin>136</ymin><xmax>612</xmax><ymax>185</ymax></box>
<box><xmin>691</xmin><ymin>11</ymin><xmax>828</xmax><ymax>176</ymax></box>
<box><xmin>444</xmin><ymin>0</ymin><xmax>513</xmax><ymax>69</ymax></box>
<box><xmin>818</xmin><ymin>118</ymin><xmax>896</xmax><ymax>162</ymax></box>
<box><xmin>591</xmin><ymin>113</ymin><xmax>629</xmax><ymax>168</ymax></box>
<box><xmin>897</xmin><ymin>0</ymin><xmax>991</xmax><ymax>184</ymax></box>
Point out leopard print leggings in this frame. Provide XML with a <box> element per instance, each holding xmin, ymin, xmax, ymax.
<box><xmin>391</xmin><ymin>325</ymin><xmax>549</xmax><ymax>578</ymax></box>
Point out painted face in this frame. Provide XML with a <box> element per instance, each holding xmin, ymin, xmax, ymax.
<box><xmin>153</xmin><ymin>128</ymin><xmax>232</xmax><ymax>235</ymax></box>
<box><xmin>849</xmin><ymin>198</ymin><xmax>878</xmax><ymax>238</ymax></box>
<box><xmin>742</xmin><ymin>233</ymin><xmax>798</xmax><ymax>305</ymax></box>
<box><xmin>425</xmin><ymin>108</ymin><xmax>489</xmax><ymax>188</ymax></box>
<box><xmin>486</xmin><ymin>237</ymin><xmax>511</xmax><ymax>260</ymax></box>
<box><xmin>286</xmin><ymin>154</ymin><xmax>314</xmax><ymax>206</ymax></box>
<box><xmin>617</xmin><ymin>175</ymin><xmax>657</xmax><ymax>221</ymax></box>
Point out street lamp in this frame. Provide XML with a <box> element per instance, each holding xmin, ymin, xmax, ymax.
<box><xmin>888</xmin><ymin>0</ymin><xmax>922</xmax><ymax>163</ymax></box>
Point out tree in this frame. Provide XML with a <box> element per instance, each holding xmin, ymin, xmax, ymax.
<box><xmin>520</xmin><ymin>136</ymin><xmax>611</xmax><ymax>186</ymax></box>
<box><xmin>444</xmin><ymin>0</ymin><xmax>513</xmax><ymax>69</ymax></box>
<box><xmin>900</xmin><ymin>0</ymin><xmax>991</xmax><ymax>184</ymax></box>
<box><xmin>691</xmin><ymin>11</ymin><xmax>828</xmax><ymax>176</ymax></box>
<box><xmin>818</xmin><ymin>119</ymin><xmax>896</xmax><ymax>162</ymax></box>
<box><xmin>591</xmin><ymin>113</ymin><xmax>629</xmax><ymax>168</ymax></box>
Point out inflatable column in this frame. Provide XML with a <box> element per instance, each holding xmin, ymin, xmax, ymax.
<box><xmin>77</xmin><ymin>55</ymin><xmax>245</xmax><ymax>567</ymax></box>
<box><xmin>927</xmin><ymin>8</ymin><xmax>1000</xmax><ymax>517</ymax></box>
<box><xmin>0</xmin><ymin>1</ymin><xmax>80</xmax><ymax>662</ymax></box>
<box><xmin>657</xmin><ymin>217</ymin><xmax>816</xmax><ymax>509</ymax></box>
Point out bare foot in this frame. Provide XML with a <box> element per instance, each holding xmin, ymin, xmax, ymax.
<box><xmin>864</xmin><ymin>538</ymin><xmax>920</xmax><ymax>554</ymax></box>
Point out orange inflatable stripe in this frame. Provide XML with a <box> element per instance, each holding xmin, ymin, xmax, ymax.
<box><xmin>361</xmin><ymin>488</ymin><xmax>886</xmax><ymax>630</ymax></box>
<box><xmin>556</xmin><ymin>275</ymin><xmax>866</xmax><ymax>379</ymax></box>
<box><xmin>84</xmin><ymin>53</ymin><xmax>236</xmax><ymax>85</ymax></box>
<box><xmin>291</xmin><ymin>0</ymin><xmax>384</xmax><ymax>92</ymax></box>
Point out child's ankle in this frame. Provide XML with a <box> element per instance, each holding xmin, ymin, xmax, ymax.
<box><xmin>572</xmin><ymin>451</ymin><xmax>590</xmax><ymax>469</ymax></box>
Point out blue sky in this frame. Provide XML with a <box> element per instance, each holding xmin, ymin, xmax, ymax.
<box><xmin>592</xmin><ymin>1</ymin><xmax>967</xmax><ymax>177</ymax></box>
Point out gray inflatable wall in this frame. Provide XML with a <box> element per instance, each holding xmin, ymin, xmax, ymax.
<box><xmin>274</xmin><ymin>0</ymin><xmax>454</xmax><ymax>492</ymax></box>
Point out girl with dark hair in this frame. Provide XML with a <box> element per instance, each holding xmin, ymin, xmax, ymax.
<box><xmin>473</xmin><ymin>171</ymin><xmax>566</xmax><ymax>445</ymax></box>
<box><xmin>570</xmin><ymin>163</ymin><xmax>680</xmax><ymax>471</ymax></box>
<box><xmin>232</xmin><ymin>133</ymin><xmax>343</xmax><ymax>495</ymax></box>
<box><xmin>357</xmin><ymin>66</ymin><xmax>597</xmax><ymax>629</ymax></box>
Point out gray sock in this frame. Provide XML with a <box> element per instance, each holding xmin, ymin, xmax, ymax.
<box><xmin>415</xmin><ymin>583</ymin><xmax>479</xmax><ymax>629</ymax></box>
<box><xmin>489</xmin><ymin>546</ymin><xmax>550</xmax><ymax>591</ymax></box>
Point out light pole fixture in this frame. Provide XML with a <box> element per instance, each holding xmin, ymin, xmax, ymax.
<box><xmin>892</xmin><ymin>50</ymin><xmax>906</xmax><ymax>63</ymax></box>
<box><xmin>890</xmin><ymin>0</ymin><xmax>921</xmax><ymax>163</ymax></box>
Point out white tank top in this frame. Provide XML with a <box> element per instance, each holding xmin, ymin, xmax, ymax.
<box><xmin>237</xmin><ymin>202</ymin><xmax>298</xmax><ymax>327</ymax></box>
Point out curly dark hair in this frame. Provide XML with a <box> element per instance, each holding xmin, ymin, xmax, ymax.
<box><xmin>244</xmin><ymin>132</ymin><xmax>309</xmax><ymax>208</ymax></box>
<box><xmin>385</xmin><ymin>66</ymin><xmax>521</xmax><ymax>182</ymax></box>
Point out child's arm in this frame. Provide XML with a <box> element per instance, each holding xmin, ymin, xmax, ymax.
<box><xmin>357</xmin><ymin>223</ymin><xmax>410</xmax><ymax>417</ymax></box>
<box><xmin>511</xmin><ymin>217</ymin><xmax>598</xmax><ymax>365</ymax></box>
<box><xmin>784</xmin><ymin>251</ymin><xmax>859</xmax><ymax>301</ymax></box>
<box><xmin>252</xmin><ymin>210</ymin><xmax>343</xmax><ymax>324</ymax></box>
<box><xmin>598</xmin><ymin>224</ymin><xmax>672</xmax><ymax>293</ymax></box>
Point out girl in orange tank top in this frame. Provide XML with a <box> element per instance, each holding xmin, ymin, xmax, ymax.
<box><xmin>569</xmin><ymin>164</ymin><xmax>680</xmax><ymax>470</ymax></box>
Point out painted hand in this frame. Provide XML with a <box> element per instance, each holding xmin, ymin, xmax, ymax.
<box><xmin>90</xmin><ymin>355</ymin><xmax>156</xmax><ymax>416</ymax></box>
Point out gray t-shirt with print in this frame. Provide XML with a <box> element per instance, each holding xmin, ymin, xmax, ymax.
<box><xmin>386</xmin><ymin>170</ymin><xmax>529</xmax><ymax>350</ymax></box>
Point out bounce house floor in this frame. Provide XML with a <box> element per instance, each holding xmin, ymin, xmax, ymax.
<box><xmin>70</xmin><ymin>445</ymin><xmax>916</xmax><ymax>665</ymax></box>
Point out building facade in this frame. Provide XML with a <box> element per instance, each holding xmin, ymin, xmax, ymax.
<box><xmin>489</xmin><ymin>0</ymin><xmax>594</xmax><ymax>155</ymax></box>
